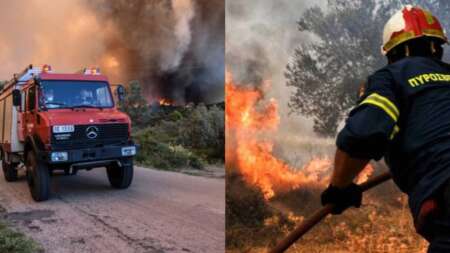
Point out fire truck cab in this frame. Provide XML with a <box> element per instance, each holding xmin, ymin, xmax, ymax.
<box><xmin>0</xmin><ymin>65</ymin><xmax>136</xmax><ymax>201</ymax></box>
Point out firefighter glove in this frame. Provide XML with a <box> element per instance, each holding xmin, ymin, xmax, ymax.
<box><xmin>321</xmin><ymin>183</ymin><xmax>362</xmax><ymax>215</ymax></box>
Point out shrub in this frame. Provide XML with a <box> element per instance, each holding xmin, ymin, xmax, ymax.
<box><xmin>226</xmin><ymin>173</ymin><xmax>272</xmax><ymax>228</ymax></box>
<box><xmin>133</xmin><ymin>103</ymin><xmax>224</xmax><ymax>170</ymax></box>
<box><xmin>226</xmin><ymin>172</ymin><xmax>293</xmax><ymax>250</ymax></box>
<box><xmin>168</xmin><ymin>110</ymin><xmax>184</xmax><ymax>121</ymax></box>
<box><xmin>177</xmin><ymin>104</ymin><xmax>225</xmax><ymax>161</ymax></box>
<box><xmin>134</xmin><ymin>128</ymin><xmax>205</xmax><ymax>170</ymax></box>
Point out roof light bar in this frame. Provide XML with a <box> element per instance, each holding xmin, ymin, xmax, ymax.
<box><xmin>83</xmin><ymin>67</ymin><xmax>101</xmax><ymax>75</ymax></box>
<box><xmin>42</xmin><ymin>64</ymin><xmax>52</xmax><ymax>73</ymax></box>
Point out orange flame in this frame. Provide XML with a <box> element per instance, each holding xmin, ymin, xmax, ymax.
<box><xmin>226</xmin><ymin>71</ymin><xmax>376</xmax><ymax>199</ymax></box>
<box><xmin>226</xmin><ymin>71</ymin><xmax>334</xmax><ymax>199</ymax></box>
<box><xmin>159</xmin><ymin>98</ymin><xmax>172</xmax><ymax>106</ymax></box>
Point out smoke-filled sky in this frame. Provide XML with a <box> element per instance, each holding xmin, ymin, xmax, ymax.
<box><xmin>0</xmin><ymin>0</ymin><xmax>224</xmax><ymax>104</ymax></box>
<box><xmin>226</xmin><ymin>0</ymin><xmax>326</xmax><ymax>136</ymax></box>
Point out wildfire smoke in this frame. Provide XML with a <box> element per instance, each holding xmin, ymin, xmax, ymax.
<box><xmin>0</xmin><ymin>0</ymin><xmax>224</xmax><ymax>105</ymax></box>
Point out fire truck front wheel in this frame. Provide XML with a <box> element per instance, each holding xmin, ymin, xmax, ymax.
<box><xmin>2</xmin><ymin>159</ymin><xmax>18</xmax><ymax>182</ymax></box>
<box><xmin>26</xmin><ymin>151</ymin><xmax>50</xmax><ymax>201</ymax></box>
<box><xmin>106</xmin><ymin>158</ymin><xmax>134</xmax><ymax>189</ymax></box>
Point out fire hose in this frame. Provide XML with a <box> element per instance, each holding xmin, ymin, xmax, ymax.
<box><xmin>269</xmin><ymin>171</ymin><xmax>392</xmax><ymax>253</ymax></box>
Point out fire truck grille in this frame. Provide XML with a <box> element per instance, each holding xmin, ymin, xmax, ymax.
<box><xmin>51</xmin><ymin>123</ymin><xmax>129</xmax><ymax>149</ymax></box>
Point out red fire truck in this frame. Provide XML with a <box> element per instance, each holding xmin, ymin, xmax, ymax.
<box><xmin>0</xmin><ymin>65</ymin><xmax>136</xmax><ymax>201</ymax></box>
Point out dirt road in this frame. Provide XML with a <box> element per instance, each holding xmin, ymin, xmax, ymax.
<box><xmin>0</xmin><ymin>166</ymin><xmax>225</xmax><ymax>253</ymax></box>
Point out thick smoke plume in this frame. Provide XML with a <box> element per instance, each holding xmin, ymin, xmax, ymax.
<box><xmin>170</xmin><ymin>0</ymin><xmax>195</xmax><ymax>71</ymax></box>
<box><xmin>91</xmin><ymin>0</ymin><xmax>225</xmax><ymax>104</ymax></box>
<box><xmin>0</xmin><ymin>0</ymin><xmax>224</xmax><ymax>104</ymax></box>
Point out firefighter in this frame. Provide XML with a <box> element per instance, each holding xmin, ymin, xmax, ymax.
<box><xmin>44</xmin><ymin>89</ymin><xmax>54</xmax><ymax>103</ymax></box>
<box><xmin>77</xmin><ymin>89</ymin><xmax>94</xmax><ymax>105</ymax></box>
<box><xmin>320</xmin><ymin>5</ymin><xmax>450</xmax><ymax>251</ymax></box>
<box><xmin>43</xmin><ymin>88</ymin><xmax>58</xmax><ymax>108</ymax></box>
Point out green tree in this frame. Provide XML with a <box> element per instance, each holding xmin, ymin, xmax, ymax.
<box><xmin>179</xmin><ymin>104</ymin><xmax>225</xmax><ymax>160</ymax></box>
<box><xmin>286</xmin><ymin>0</ymin><xmax>450</xmax><ymax>137</ymax></box>
<box><xmin>119</xmin><ymin>80</ymin><xmax>150</xmax><ymax>127</ymax></box>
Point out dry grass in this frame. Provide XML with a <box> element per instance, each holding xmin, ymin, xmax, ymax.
<box><xmin>226</xmin><ymin>174</ymin><xmax>428</xmax><ymax>253</ymax></box>
<box><xmin>285</xmin><ymin>197</ymin><xmax>427</xmax><ymax>253</ymax></box>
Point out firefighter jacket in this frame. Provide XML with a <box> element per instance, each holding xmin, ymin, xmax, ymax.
<box><xmin>337</xmin><ymin>56</ymin><xmax>450</xmax><ymax>218</ymax></box>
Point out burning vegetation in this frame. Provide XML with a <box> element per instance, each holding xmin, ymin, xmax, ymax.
<box><xmin>158</xmin><ymin>98</ymin><xmax>174</xmax><ymax>107</ymax></box>
<box><xmin>225</xmin><ymin>70</ymin><xmax>426</xmax><ymax>252</ymax></box>
<box><xmin>224</xmin><ymin>0</ymin><xmax>431</xmax><ymax>251</ymax></box>
<box><xmin>226</xmin><ymin>71</ymin><xmax>373</xmax><ymax>200</ymax></box>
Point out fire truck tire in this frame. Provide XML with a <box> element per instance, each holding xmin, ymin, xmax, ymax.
<box><xmin>106</xmin><ymin>158</ymin><xmax>133</xmax><ymax>189</ymax></box>
<box><xmin>26</xmin><ymin>151</ymin><xmax>50</xmax><ymax>201</ymax></box>
<box><xmin>2</xmin><ymin>160</ymin><xmax>18</xmax><ymax>182</ymax></box>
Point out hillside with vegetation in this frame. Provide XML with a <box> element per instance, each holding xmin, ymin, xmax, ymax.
<box><xmin>119</xmin><ymin>81</ymin><xmax>225</xmax><ymax>172</ymax></box>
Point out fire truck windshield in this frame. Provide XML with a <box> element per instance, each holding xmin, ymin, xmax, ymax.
<box><xmin>39</xmin><ymin>81</ymin><xmax>114</xmax><ymax>109</ymax></box>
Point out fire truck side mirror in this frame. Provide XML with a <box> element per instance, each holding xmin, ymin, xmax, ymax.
<box><xmin>12</xmin><ymin>89</ymin><xmax>21</xmax><ymax>107</ymax></box>
<box><xmin>116</xmin><ymin>85</ymin><xmax>125</xmax><ymax>102</ymax></box>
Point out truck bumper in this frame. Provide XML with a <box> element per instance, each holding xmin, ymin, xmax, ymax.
<box><xmin>43</xmin><ymin>142</ymin><xmax>137</xmax><ymax>167</ymax></box>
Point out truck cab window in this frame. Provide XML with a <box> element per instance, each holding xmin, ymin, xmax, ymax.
<box><xmin>40</xmin><ymin>81</ymin><xmax>114</xmax><ymax>109</ymax></box>
<box><xmin>28</xmin><ymin>87</ymin><xmax>35</xmax><ymax>111</ymax></box>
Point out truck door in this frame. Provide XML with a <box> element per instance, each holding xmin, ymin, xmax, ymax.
<box><xmin>17</xmin><ymin>90</ymin><xmax>26</xmax><ymax>141</ymax></box>
<box><xmin>24</xmin><ymin>86</ymin><xmax>37</xmax><ymax>137</ymax></box>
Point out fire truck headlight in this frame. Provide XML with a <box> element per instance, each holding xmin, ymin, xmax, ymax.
<box><xmin>51</xmin><ymin>152</ymin><xmax>68</xmax><ymax>162</ymax></box>
<box><xmin>121</xmin><ymin>146</ymin><xmax>136</xmax><ymax>156</ymax></box>
<box><xmin>53</xmin><ymin>125</ymin><xmax>75</xmax><ymax>133</ymax></box>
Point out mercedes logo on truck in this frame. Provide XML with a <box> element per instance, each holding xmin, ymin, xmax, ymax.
<box><xmin>86</xmin><ymin>126</ymin><xmax>99</xmax><ymax>139</ymax></box>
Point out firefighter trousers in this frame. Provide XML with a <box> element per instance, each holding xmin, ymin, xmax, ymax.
<box><xmin>425</xmin><ymin>180</ymin><xmax>450</xmax><ymax>253</ymax></box>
